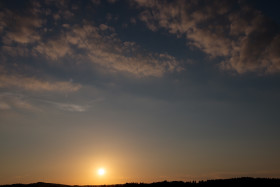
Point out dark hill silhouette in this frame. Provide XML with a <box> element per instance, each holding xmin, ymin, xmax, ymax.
<box><xmin>1</xmin><ymin>178</ymin><xmax>280</xmax><ymax>187</ymax></box>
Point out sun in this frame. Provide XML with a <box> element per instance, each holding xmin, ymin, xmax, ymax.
<box><xmin>97</xmin><ymin>168</ymin><xmax>106</xmax><ymax>176</ymax></box>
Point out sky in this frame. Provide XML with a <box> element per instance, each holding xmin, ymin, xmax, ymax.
<box><xmin>1</xmin><ymin>0</ymin><xmax>280</xmax><ymax>185</ymax></box>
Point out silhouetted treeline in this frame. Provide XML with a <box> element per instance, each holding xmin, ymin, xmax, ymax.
<box><xmin>2</xmin><ymin>178</ymin><xmax>280</xmax><ymax>187</ymax></box>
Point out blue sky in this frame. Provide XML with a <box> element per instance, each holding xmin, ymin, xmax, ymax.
<box><xmin>0</xmin><ymin>0</ymin><xmax>280</xmax><ymax>185</ymax></box>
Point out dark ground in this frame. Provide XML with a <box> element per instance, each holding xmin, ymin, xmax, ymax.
<box><xmin>1</xmin><ymin>178</ymin><xmax>280</xmax><ymax>187</ymax></box>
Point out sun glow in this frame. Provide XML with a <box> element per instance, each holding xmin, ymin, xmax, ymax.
<box><xmin>97</xmin><ymin>168</ymin><xmax>106</xmax><ymax>176</ymax></box>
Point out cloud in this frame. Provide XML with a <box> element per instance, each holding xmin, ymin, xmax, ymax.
<box><xmin>37</xmin><ymin>99</ymin><xmax>90</xmax><ymax>112</ymax></box>
<box><xmin>0</xmin><ymin>67</ymin><xmax>81</xmax><ymax>92</ymax></box>
<box><xmin>34</xmin><ymin>37</ymin><xmax>72</xmax><ymax>60</ymax></box>
<box><xmin>51</xmin><ymin>102</ymin><xmax>89</xmax><ymax>112</ymax></box>
<box><xmin>221</xmin><ymin>8</ymin><xmax>280</xmax><ymax>73</ymax></box>
<box><xmin>0</xmin><ymin>2</ymin><xmax>43</xmax><ymax>44</ymax></box>
<box><xmin>0</xmin><ymin>1</ymin><xmax>183</xmax><ymax>79</ymax></box>
<box><xmin>134</xmin><ymin>0</ymin><xmax>280</xmax><ymax>74</ymax></box>
<box><xmin>0</xmin><ymin>93</ymin><xmax>37</xmax><ymax>111</ymax></box>
<box><xmin>0</xmin><ymin>93</ymin><xmax>88</xmax><ymax>112</ymax></box>
<box><xmin>33</xmin><ymin>21</ymin><xmax>184</xmax><ymax>78</ymax></box>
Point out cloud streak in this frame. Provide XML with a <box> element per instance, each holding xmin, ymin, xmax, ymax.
<box><xmin>0</xmin><ymin>93</ymin><xmax>37</xmax><ymax>111</ymax></box>
<box><xmin>0</xmin><ymin>93</ymin><xmax>89</xmax><ymax>112</ymax></box>
<box><xmin>134</xmin><ymin>0</ymin><xmax>280</xmax><ymax>74</ymax></box>
<box><xmin>50</xmin><ymin>102</ymin><xmax>89</xmax><ymax>112</ymax></box>
<box><xmin>0</xmin><ymin>66</ymin><xmax>81</xmax><ymax>92</ymax></box>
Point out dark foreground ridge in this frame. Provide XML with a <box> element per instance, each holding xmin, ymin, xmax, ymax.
<box><xmin>2</xmin><ymin>178</ymin><xmax>280</xmax><ymax>187</ymax></box>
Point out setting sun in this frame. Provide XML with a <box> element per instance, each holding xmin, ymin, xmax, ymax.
<box><xmin>97</xmin><ymin>168</ymin><xmax>106</xmax><ymax>176</ymax></box>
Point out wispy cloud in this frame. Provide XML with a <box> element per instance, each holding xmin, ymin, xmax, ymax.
<box><xmin>51</xmin><ymin>102</ymin><xmax>89</xmax><ymax>112</ymax></box>
<box><xmin>134</xmin><ymin>0</ymin><xmax>280</xmax><ymax>74</ymax></box>
<box><xmin>0</xmin><ymin>66</ymin><xmax>81</xmax><ymax>92</ymax></box>
<box><xmin>0</xmin><ymin>93</ymin><xmax>89</xmax><ymax>112</ymax></box>
<box><xmin>0</xmin><ymin>93</ymin><xmax>37</xmax><ymax>111</ymax></box>
<box><xmin>38</xmin><ymin>99</ymin><xmax>90</xmax><ymax>112</ymax></box>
